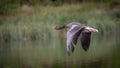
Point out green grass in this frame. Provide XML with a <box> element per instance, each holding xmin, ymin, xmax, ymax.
<box><xmin>0</xmin><ymin>4</ymin><xmax>120</xmax><ymax>42</ymax></box>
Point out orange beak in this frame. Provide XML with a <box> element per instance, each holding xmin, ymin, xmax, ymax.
<box><xmin>52</xmin><ymin>25</ymin><xmax>57</xmax><ymax>29</ymax></box>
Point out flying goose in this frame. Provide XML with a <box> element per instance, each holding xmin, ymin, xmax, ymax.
<box><xmin>53</xmin><ymin>22</ymin><xmax>98</xmax><ymax>55</ymax></box>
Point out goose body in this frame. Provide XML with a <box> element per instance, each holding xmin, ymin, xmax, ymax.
<box><xmin>53</xmin><ymin>22</ymin><xmax>98</xmax><ymax>55</ymax></box>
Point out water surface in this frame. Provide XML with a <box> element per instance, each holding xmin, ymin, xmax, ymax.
<box><xmin>0</xmin><ymin>33</ymin><xmax>120</xmax><ymax>68</ymax></box>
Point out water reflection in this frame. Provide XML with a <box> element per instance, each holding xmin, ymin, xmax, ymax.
<box><xmin>0</xmin><ymin>33</ymin><xmax>120</xmax><ymax>68</ymax></box>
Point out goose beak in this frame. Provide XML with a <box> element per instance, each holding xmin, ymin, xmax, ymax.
<box><xmin>52</xmin><ymin>25</ymin><xmax>57</xmax><ymax>29</ymax></box>
<box><xmin>85</xmin><ymin>27</ymin><xmax>98</xmax><ymax>32</ymax></box>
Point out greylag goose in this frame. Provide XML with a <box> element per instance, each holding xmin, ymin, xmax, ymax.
<box><xmin>53</xmin><ymin>22</ymin><xmax>98</xmax><ymax>55</ymax></box>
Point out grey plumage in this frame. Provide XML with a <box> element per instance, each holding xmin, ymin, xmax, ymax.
<box><xmin>54</xmin><ymin>22</ymin><xmax>98</xmax><ymax>55</ymax></box>
<box><xmin>80</xmin><ymin>30</ymin><xmax>91</xmax><ymax>51</ymax></box>
<box><xmin>67</xmin><ymin>26</ymin><xmax>85</xmax><ymax>55</ymax></box>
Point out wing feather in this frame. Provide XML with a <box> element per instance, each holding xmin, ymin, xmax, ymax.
<box><xmin>80</xmin><ymin>31</ymin><xmax>91</xmax><ymax>51</ymax></box>
<box><xmin>67</xmin><ymin>25</ymin><xmax>85</xmax><ymax>55</ymax></box>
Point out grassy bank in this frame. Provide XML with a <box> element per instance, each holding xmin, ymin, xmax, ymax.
<box><xmin>0</xmin><ymin>3</ymin><xmax>120</xmax><ymax>42</ymax></box>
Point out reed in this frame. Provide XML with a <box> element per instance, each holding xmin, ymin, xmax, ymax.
<box><xmin>0</xmin><ymin>4</ymin><xmax>119</xmax><ymax>42</ymax></box>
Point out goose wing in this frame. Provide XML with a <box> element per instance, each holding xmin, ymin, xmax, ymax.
<box><xmin>67</xmin><ymin>25</ymin><xmax>85</xmax><ymax>55</ymax></box>
<box><xmin>80</xmin><ymin>30</ymin><xmax>91</xmax><ymax>51</ymax></box>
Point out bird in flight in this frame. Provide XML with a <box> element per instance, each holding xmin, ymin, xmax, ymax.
<box><xmin>53</xmin><ymin>22</ymin><xmax>98</xmax><ymax>55</ymax></box>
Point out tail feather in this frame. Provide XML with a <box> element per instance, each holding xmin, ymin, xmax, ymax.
<box><xmin>85</xmin><ymin>27</ymin><xmax>98</xmax><ymax>32</ymax></box>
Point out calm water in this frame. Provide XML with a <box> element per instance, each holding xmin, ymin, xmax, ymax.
<box><xmin>0</xmin><ymin>33</ymin><xmax>120</xmax><ymax>68</ymax></box>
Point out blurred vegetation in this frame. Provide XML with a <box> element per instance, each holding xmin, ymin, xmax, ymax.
<box><xmin>0</xmin><ymin>0</ymin><xmax>120</xmax><ymax>14</ymax></box>
<box><xmin>0</xmin><ymin>0</ymin><xmax>120</xmax><ymax>42</ymax></box>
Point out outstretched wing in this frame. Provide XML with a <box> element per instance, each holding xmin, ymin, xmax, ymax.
<box><xmin>67</xmin><ymin>25</ymin><xmax>85</xmax><ymax>55</ymax></box>
<box><xmin>80</xmin><ymin>30</ymin><xmax>91</xmax><ymax>51</ymax></box>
